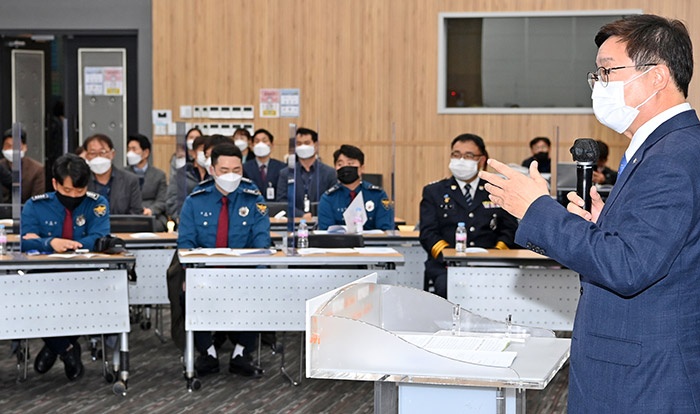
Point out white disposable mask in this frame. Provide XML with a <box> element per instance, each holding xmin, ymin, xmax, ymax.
<box><xmin>204</xmin><ymin>157</ymin><xmax>212</xmax><ymax>170</ymax></box>
<box><xmin>591</xmin><ymin>67</ymin><xmax>657</xmax><ymax>134</ymax></box>
<box><xmin>186</xmin><ymin>139</ymin><xmax>194</xmax><ymax>151</ymax></box>
<box><xmin>2</xmin><ymin>149</ymin><xmax>25</xmax><ymax>162</ymax></box>
<box><xmin>234</xmin><ymin>139</ymin><xmax>249</xmax><ymax>152</ymax></box>
<box><xmin>213</xmin><ymin>172</ymin><xmax>242</xmax><ymax>194</ymax></box>
<box><xmin>88</xmin><ymin>156</ymin><xmax>112</xmax><ymax>175</ymax></box>
<box><xmin>253</xmin><ymin>142</ymin><xmax>271</xmax><ymax>158</ymax></box>
<box><xmin>173</xmin><ymin>156</ymin><xmax>186</xmax><ymax>170</ymax></box>
<box><xmin>126</xmin><ymin>151</ymin><xmax>142</xmax><ymax>166</ymax></box>
<box><xmin>449</xmin><ymin>158</ymin><xmax>479</xmax><ymax>181</ymax></box>
<box><xmin>196</xmin><ymin>151</ymin><xmax>208</xmax><ymax>168</ymax></box>
<box><xmin>295</xmin><ymin>144</ymin><xmax>315</xmax><ymax>160</ymax></box>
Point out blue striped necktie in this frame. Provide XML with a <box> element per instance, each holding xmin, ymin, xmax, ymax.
<box><xmin>618</xmin><ymin>154</ymin><xmax>628</xmax><ymax>175</ymax></box>
<box><xmin>464</xmin><ymin>184</ymin><xmax>473</xmax><ymax>206</ymax></box>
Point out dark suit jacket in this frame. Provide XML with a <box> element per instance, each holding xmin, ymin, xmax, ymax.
<box><xmin>276</xmin><ymin>159</ymin><xmax>337</xmax><ymax>215</ymax></box>
<box><xmin>243</xmin><ymin>157</ymin><xmax>286</xmax><ymax>201</ymax></box>
<box><xmin>129</xmin><ymin>165</ymin><xmax>168</xmax><ymax>231</ymax></box>
<box><xmin>516</xmin><ymin>109</ymin><xmax>700</xmax><ymax>412</ymax></box>
<box><xmin>88</xmin><ymin>166</ymin><xmax>143</xmax><ymax>215</ymax></box>
<box><xmin>0</xmin><ymin>156</ymin><xmax>45</xmax><ymax>203</ymax></box>
<box><xmin>419</xmin><ymin>177</ymin><xmax>518</xmax><ymax>297</ymax></box>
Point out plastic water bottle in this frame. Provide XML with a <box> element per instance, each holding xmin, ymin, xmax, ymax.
<box><xmin>353</xmin><ymin>207</ymin><xmax>363</xmax><ymax>234</ymax></box>
<box><xmin>0</xmin><ymin>224</ymin><xmax>7</xmax><ymax>255</ymax></box>
<box><xmin>455</xmin><ymin>222</ymin><xmax>467</xmax><ymax>253</ymax></box>
<box><xmin>297</xmin><ymin>219</ymin><xmax>309</xmax><ymax>248</ymax></box>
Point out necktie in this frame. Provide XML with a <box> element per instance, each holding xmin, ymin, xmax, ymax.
<box><xmin>215</xmin><ymin>197</ymin><xmax>229</xmax><ymax>248</ymax></box>
<box><xmin>464</xmin><ymin>184</ymin><xmax>473</xmax><ymax>206</ymax></box>
<box><xmin>618</xmin><ymin>154</ymin><xmax>628</xmax><ymax>175</ymax></box>
<box><xmin>259</xmin><ymin>164</ymin><xmax>267</xmax><ymax>184</ymax></box>
<box><xmin>62</xmin><ymin>208</ymin><xmax>73</xmax><ymax>239</ymax></box>
<box><xmin>349</xmin><ymin>190</ymin><xmax>357</xmax><ymax>201</ymax></box>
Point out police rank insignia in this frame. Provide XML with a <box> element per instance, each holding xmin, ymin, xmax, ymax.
<box><xmin>76</xmin><ymin>215</ymin><xmax>86</xmax><ymax>227</ymax></box>
<box><xmin>94</xmin><ymin>204</ymin><xmax>107</xmax><ymax>217</ymax></box>
<box><xmin>256</xmin><ymin>203</ymin><xmax>268</xmax><ymax>216</ymax></box>
<box><xmin>443</xmin><ymin>194</ymin><xmax>450</xmax><ymax>203</ymax></box>
<box><xmin>381</xmin><ymin>199</ymin><xmax>392</xmax><ymax>210</ymax></box>
<box><xmin>365</xmin><ymin>200</ymin><xmax>375</xmax><ymax>212</ymax></box>
<box><xmin>239</xmin><ymin>206</ymin><xmax>249</xmax><ymax>217</ymax></box>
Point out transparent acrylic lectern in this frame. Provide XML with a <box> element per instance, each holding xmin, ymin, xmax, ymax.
<box><xmin>306</xmin><ymin>275</ymin><xmax>570</xmax><ymax>414</ymax></box>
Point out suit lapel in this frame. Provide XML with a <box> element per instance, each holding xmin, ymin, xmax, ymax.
<box><xmin>603</xmin><ymin>110</ymin><xmax>700</xmax><ymax>214</ymax></box>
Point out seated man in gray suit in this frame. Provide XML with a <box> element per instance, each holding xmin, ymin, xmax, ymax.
<box><xmin>84</xmin><ymin>133</ymin><xmax>143</xmax><ymax>215</ymax></box>
<box><xmin>126</xmin><ymin>134</ymin><xmax>168</xmax><ymax>231</ymax></box>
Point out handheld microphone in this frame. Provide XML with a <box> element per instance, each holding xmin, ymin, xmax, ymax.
<box><xmin>569</xmin><ymin>138</ymin><xmax>600</xmax><ymax>212</ymax></box>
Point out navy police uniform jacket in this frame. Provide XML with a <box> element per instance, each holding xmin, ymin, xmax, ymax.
<box><xmin>318</xmin><ymin>181</ymin><xmax>394</xmax><ymax>230</ymax></box>
<box><xmin>177</xmin><ymin>177</ymin><xmax>271</xmax><ymax>249</ymax></box>
<box><xmin>419</xmin><ymin>177</ymin><xmax>518</xmax><ymax>293</ymax></box>
<box><xmin>20</xmin><ymin>191</ymin><xmax>110</xmax><ymax>252</ymax></box>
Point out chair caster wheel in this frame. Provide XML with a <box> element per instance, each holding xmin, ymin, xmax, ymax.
<box><xmin>113</xmin><ymin>380</ymin><xmax>127</xmax><ymax>396</ymax></box>
<box><xmin>104</xmin><ymin>370</ymin><xmax>115</xmax><ymax>383</ymax></box>
<box><xmin>187</xmin><ymin>377</ymin><xmax>201</xmax><ymax>391</ymax></box>
<box><xmin>140</xmin><ymin>320</ymin><xmax>151</xmax><ymax>330</ymax></box>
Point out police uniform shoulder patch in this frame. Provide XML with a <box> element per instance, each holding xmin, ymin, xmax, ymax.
<box><xmin>86</xmin><ymin>191</ymin><xmax>100</xmax><ymax>200</ymax></box>
<box><xmin>93</xmin><ymin>204</ymin><xmax>107</xmax><ymax>217</ymax></box>
<box><xmin>243</xmin><ymin>187</ymin><xmax>261</xmax><ymax>196</ymax></box>
<box><xmin>31</xmin><ymin>193</ymin><xmax>50</xmax><ymax>201</ymax></box>
<box><xmin>190</xmin><ymin>188</ymin><xmax>207</xmax><ymax>197</ymax></box>
<box><xmin>325</xmin><ymin>184</ymin><xmax>341</xmax><ymax>195</ymax></box>
<box><xmin>256</xmin><ymin>203</ymin><xmax>268</xmax><ymax>216</ymax></box>
<box><xmin>381</xmin><ymin>199</ymin><xmax>392</xmax><ymax>210</ymax></box>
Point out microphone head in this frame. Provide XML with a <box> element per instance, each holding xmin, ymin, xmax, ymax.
<box><xmin>570</xmin><ymin>138</ymin><xmax>600</xmax><ymax>163</ymax></box>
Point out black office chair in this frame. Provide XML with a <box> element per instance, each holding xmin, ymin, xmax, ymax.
<box><xmin>265</xmin><ymin>202</ymin><xmax>289</xmax><ymax>217</ymax></box>
<box><xmin>362</xmin><ymin>173</ymin><xmax>383</xmax><ymax>188</ymax></box>
<box><xmin>308</xmin><ymin>233</ymin><xmax>364</xmax><ymax>248</ymax></box>
<box><xmin>109</xmin><ymin>215</ymin><xmax>156</xmax><ymax>233</ymax></box>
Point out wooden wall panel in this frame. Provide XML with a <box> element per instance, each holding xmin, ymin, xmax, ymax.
<box><xmin>152</xmin><ymin>0</ymin><xmax>698</xmax><ymax>223</ymax></box>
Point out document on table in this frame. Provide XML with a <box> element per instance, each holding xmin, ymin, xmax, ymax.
<box><xmin>397</xmin><ymin>333</ymin><xmax>516</xmax><ymax>367</ymax></box>
<box><xmin>180</xmin><ymin>248</ymin><xmax>276</xmax><ymax>256</ymax></box>
<box><xmin>48</xmin><ymin>253</ymin><xmax>111</xmax><ymax>258</ymax></box>
<box><xmin>128</xmin><ymin>232</ymin><xmax>159</xmax><ymax>239</ymax></box>
<box><xmin>353</xmin><ymin>247</ymin><xmax>397</xmax><ymax>254</ymax></box>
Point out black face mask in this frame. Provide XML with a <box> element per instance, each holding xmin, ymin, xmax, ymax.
<box><xmin>337</xmin><ymin>166</ymin><xmax>360</xmax><ymax>185</ymax></box>
<box><xmin>56</xmin><ymin>192</ymin><xmax>86</xmax><ymax>211</ymax></box>
<box><xmin>533</xmin><ymin>151</ymin><xmax>549</xmax><ymax>163</ymax></box>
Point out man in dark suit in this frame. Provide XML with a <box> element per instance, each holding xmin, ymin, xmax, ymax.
<box><xmin>126</xmin><ymin>134</ymin><xmax>168</xmax><ymax>231</ymax></box>
<box><xmin>0</xmin><ymin>128</ymin><xmax>45</xmax><ymax>203</ymax></box>
<box><xmin>243</xmin><ymin>128</ymin><xmax>285</xmax><ymax>201</ymax></box>
<box><xmin>480</xmin><ymin>15</ymin><xmax>700</xmax><ymax>412</ymax></box>
<box><xmin>83</xmin><ymin>134</ymin><xmax>143</xmax><ymax>215</ymax></box>
<box><xmin>419</xmin><ymin>133</ymin><xmax>518</xmax><ymax>298</ymax></box>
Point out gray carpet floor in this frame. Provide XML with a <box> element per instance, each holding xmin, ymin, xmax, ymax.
<box><xmin>0</xmin><ymin>308</ymin><xmax>568</xmax><ymax>413</ymax></box>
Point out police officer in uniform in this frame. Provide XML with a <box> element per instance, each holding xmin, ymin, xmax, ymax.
<box><xmin>318</xmin><ymin>144</ymin><xmax>393</xmax><ymax>230</ymax></box>
<box><xmin>177</xmin><ymin>142</ymin><xmax>270</xmax><ymax>378</ymax></box>
<box><xmin>21</xmin><ymin>153</ymin><xmax>110</xmax><ymax>380</ymax></box>
<box><xmin>419</xmin><ymin>134</ymin><xmax>518</xmax><ymax>298</ymax></box>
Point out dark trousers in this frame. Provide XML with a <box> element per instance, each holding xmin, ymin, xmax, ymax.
<box><xmin>424</xmin><ymin>258</ymin><xmax>447</xmax><ymax>299</ymax></box>
<box><xmin>44</xmin><ymin>336</ymin><xmax>79</xmax><ymax>355</ymax></box>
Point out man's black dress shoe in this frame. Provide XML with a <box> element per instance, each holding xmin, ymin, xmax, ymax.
<box><xmin>195</xmin><ymin>354</ymin><xmax>220</xmax><ymax>376</ymax></box>
<box><xmin>34</xmin><ymin>345</ymin><xmax>57</xmax><ymax>374</ymax></box>
<box><xmin>61</xmin><ymin>342</ymin><xmax>84</xmax><ymax>381</ymax></box>
<box><xmin>229</xmin><ymin>355</ymin><xmax>263</xmax><ymax>378</ymax></box>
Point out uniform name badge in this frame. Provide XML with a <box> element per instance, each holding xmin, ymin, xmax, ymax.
<box><xmin>266</xmin><ymin>185</ymin><xmax>275</xmax><ymax>200</ymax></box>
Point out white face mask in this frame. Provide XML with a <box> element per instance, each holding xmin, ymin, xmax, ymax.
<box><xmin>253</xmin><ymin>142</ymin><xmax>271</xmax><ymax>158</ymax></box>
<box><xmin>126</xmin><ymin>151</ymin><xmax>142</xmax><ymax>166</ymax></box>
<box><xmin>204</xmin><ymin>157</ymin><xmax>212</xmax><ymax>170</ymax></box>
<box><xmin>173</xmin><ymin>156</ymin><xmax>186</xmax><ymax>170</ymax></box>
<box><xmin>186</xmin><ymin>139</ymin><xmax>194</xmax><ymax>151</ymax></box>
<box><xmin>295</xmin><ymin>144</ymin><xmax>315</xmax><ymax>160</ymax></box>
<box><xmin>196</xmin><ymin>151</ymin><xmax>208</xmax><ymax>168</ymax></box>
<box><xmin>591</xmin><ymin>67</ymin><xmax>657</xmax><ymax>134</ymax></box>
<box><xmin>234</xmin><ymin>139</ymin><xmax>248</xmax><ymax>152</ymax></box>
<box><xmin>2</xmin><ymin>149</ymin><xmax>25</xmax><ymax>162</ymax></box>
<box><xmin>449</xmin><ymin>158</ymin><xmax>479</xmax><ymax>181</ymax></box>
<box><xmin>88</xmin><ymin>156</ymin><xmax>112</xmax><ymax>175</ymax></box>
<box><xmin>213</xmin><ymin>172</ymin><xmax>242</xmax><ymax>194</ymax></box>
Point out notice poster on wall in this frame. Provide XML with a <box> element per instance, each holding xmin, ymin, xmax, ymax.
<box><xmin>259</xmin><ymin>89</ymin><xmax>281</xmax><ymax>118</ymax></box>
<box><xmin>84</xmin><ymin>66</ymin><xmax>124</xmax><ymax>96</ymax></box>
<box><xmin>280</xmin><ymin>88</ymin><xmax>300</xmax><ymax>117</ymax></box>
